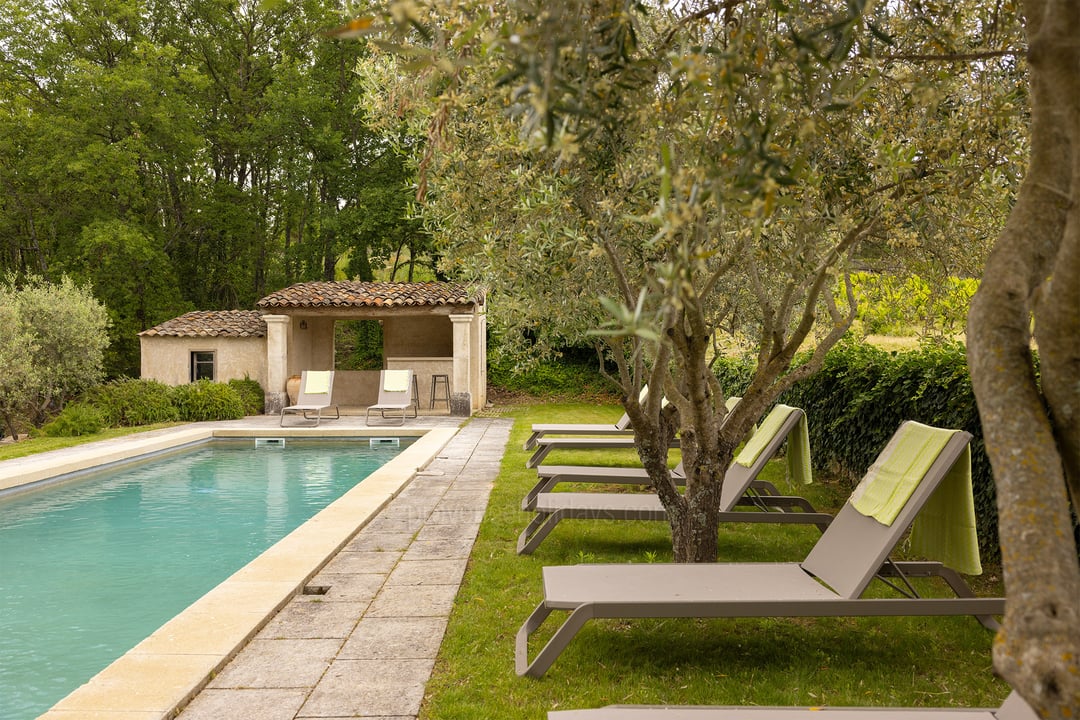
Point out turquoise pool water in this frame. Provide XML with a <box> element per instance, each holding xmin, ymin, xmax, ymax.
<box><xmin>0</xmin><ymin>438</ymin><xmax>407</xmax><ymax>720</ymax></box>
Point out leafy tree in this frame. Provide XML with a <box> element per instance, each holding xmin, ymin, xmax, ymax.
<box><xmin>966</xmin><ymin>0</ymin><xmax>1080</xmax><ymax>714</ymax></box>
<box><xmin>0</xmin><ymin>293</ymin><xmax>40</xmax><ymax>440</ymax></box>
<box><xmin>69</xmin><ymin>220</ymin><xmax>190</xmax><ymax>377</ymax></box>
<box><xmin>0</xmin><ymin>274</ymin><xmax>109</xmax><ymax>437</ymax></box>
<box><xmin>353</xmin><ymin>0</ymin><xmax>1024</xmax><ymax>563</ymax></box>
<box><xmin>0</xmin><ymin>0</ymin><xmax>432</xmax><ymax>373</ymax></box>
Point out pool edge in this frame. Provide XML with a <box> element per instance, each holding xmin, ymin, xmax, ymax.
<box><xmin>32</xmin><ymin>424</ymin><xmax>460</xmax><ymax>720</ymax></box>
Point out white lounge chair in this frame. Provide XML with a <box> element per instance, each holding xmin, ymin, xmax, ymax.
<box><xmin>279</xmin><ymin>370</ymin><xmax>339</xmax><ymax>427</ymax></box>
<box><xmin>365</xmin><ymin>369</ymin><xmax>418</xmax><ymax>426</ymax></box>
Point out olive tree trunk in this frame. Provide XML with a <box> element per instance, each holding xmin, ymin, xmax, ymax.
<box><xmin>966</xmin><ymin>1</ymin><xmax>1080</xmax><ymax>716</ymax></box>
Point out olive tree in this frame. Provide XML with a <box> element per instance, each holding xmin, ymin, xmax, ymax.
<box><xmin>966</xmin><ymin>0</ymin><xmax>1080</xmax><ymax>715</ymax></box>
<box><xmin>353</xmin><ymin>0</ymin><xmax>1023</xmax><ymax>561</ymax></box>
<box><xmin>0</xmin><ymin>275</ymin><xmax>109</xmax><ymax>436</ymax></box>
<box><xmin>0</xmin><ymin>296</ymin><xmax>39</xmax><ymax>440</ymax></box>
<box><xmin>349</xmin><ymin>0</ymin><xmax>1080</xmax><ymax>712</ymax></box>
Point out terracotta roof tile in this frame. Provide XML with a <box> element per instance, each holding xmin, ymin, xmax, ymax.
<box><xmin>256</xmin><ymin>281</ymin><xmax>481</xmax><ymax>309</ymax></box>
<box><xmin>139</xmin><ymin>310</ymin><xmax>267</xmax><ymax>338</ymax></box>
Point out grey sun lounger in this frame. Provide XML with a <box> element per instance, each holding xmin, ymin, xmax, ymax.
<box><xmin>524</xmin><ymin>413</ymin><xmax>634</xmax><ymax>451</ymax></box>
<box><xmin>365</xmin><ymin>369</ymin><xmax>418</xmax><ymax>426</ymax></box>
<box><xmin>280</xmin><ymin>370</ymin><xmax>340</xmax><ymax>427</ymax></box>
<box><xmin>527</xmin><ymin>435</ymin><xmax>681</xmax><ymax>469</ymax></box>
<box><xmin>525</xmin><ymin>386</ymin><xmax>662</xmax><ymax>451</ymax></box>
<box><xmin>518</xmin><ymin>407</ymin><xmax>830</xmax><ymax>554</ymax></box>
<box><xmin>522</xmin><ymin>403</ymin><xmax>802</xmax><ymax>511</ymax></box>
<box><xmin>516</xmin><ymin>423</ymin><xmax>1003</xmax><ymax>678</ymax></box>
<box><xmin>547</xmin><ymin>690</ymin><xmax>1036</xmax><ymax>720</ymax></box>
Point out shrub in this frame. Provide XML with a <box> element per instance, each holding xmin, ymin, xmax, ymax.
<box><xmin>39</xmin><ymin>403</ymin><xmax>106</xmax><ymax>437</ymax></box>
<box><xmin>87</xmin><ymin>378</ymin><xmax>179</xmax><ymax>427</ymax></box>
<box><xmin>228</xmin><ymin>377</ymin><xmax>265</xmax><ymax>416</ymax></box>
<box><xmin>0</xmin><ymin>274</ymin><xmax>109</xmax><ymax>434</ymax></box>
<box><xmin>841</xmin><ymin>272</ymin><xmax>979</xmax><ymax>336</ymax></box>
<box><xmin>171</xmin><ymin>380</ymin><xmax>246</xmax><ymax>422</ymax></box>
<box><xmin>715</xmin><ymin>339</ymin><xmax>1006</xmax><ymax>563</ymax></box>
<box><xmin>488</xmin><ymin>356</ymin><xmax>616</xmax><ymax>398</ymax></box>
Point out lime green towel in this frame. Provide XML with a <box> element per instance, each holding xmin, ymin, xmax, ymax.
<box><xmin>383</xmin><ymin>370</ymin><xmax>411</xmax><ymax>393</ymax></box>
<box><xmin>909</xmin><ymin>445</ymin><xmax>982</xmax><ymax>575</ymax></box>
<box><xmin>850</xmin><ymin>421</ymin><xmax>981</xmax><ymax>575</ymax></box>
<box><xmin>304</xmin><ymin>371</ymin><xmax>331</xmax><ymax>395</ymax></box>
<box><xmin>785</xmin><ymin>411</ymin><xmax>813</xmax><ymax>485</ymax></box>
<box><xmin>850</xmin><ymin>422</ymin><xmax>955</xmax><ymax>524</ymax></box>
<box><xmin>735</xmin><ymin>404</ymin><xmax>790</xmax><ymax>466</ymax></box>
<box><xmin>735</xmin><ymin>404</ymin><xmax>812</xmax><ymax>485</ymax></box>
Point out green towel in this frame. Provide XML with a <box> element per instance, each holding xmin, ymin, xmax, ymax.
<box><xmin>735</xmin><ymin>404</ymin><xmax>812</xmax><ymax>485</ymax></box>
<box><xmin>850</xmin><ymin>421</ymin><xmax>981</xmax><ymax>575</ymax></box>
<box><xmin>909</xmin><ymin>445</ymin><xmax>982</xmax><ymax>575</ymax></box>
<box><xmin>850</xmin><ymin>422</ymin><xmax>954</xmax><ymax>524</ymax></box>
<box><xmin>383</xmin><ymin>370</ymin><xmax>411</xmax><ymax>392</ymax></box>
<box><xmin>304</xmin><ymin>371</ymin><xmax>331</xmax><ymax>395</ymax></box>
<box><xmin>785</xmin><ymin>411</ymin><xmax>813</xmax><ymax>486</ymax></box>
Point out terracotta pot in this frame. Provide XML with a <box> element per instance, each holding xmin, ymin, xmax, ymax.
<box><xmin>286</xmin><ymin>375</ymin><xmax>302</xmax><ymax>405</ymax></box>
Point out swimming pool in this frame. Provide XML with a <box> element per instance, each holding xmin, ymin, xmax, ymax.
<box><xmin>0</xmin><ymin>437</ymin><xmax>410</xmax><ymax>720</ymax></box>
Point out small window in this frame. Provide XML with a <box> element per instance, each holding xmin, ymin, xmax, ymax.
<box><xmin>190</xmin><ymin>351</ymin><xmax>215</xmax><ymax>382</ymax></box>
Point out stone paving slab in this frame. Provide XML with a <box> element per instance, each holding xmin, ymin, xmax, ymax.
<box><xmin>177</xmin><ymin>417</ymin><xmax>511</xmax><ymax>720</ymax></box>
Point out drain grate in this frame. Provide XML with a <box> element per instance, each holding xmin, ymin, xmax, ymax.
<box><xmin>301</xmin><ymin>585</ymin><xmax>330</xmax><ymax>596</ymax></box>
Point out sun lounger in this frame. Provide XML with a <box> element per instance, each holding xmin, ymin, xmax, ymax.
<box><xmin>547</xmin><ymin>690</ymin><xmax>1036</xmax><ymax>720</ymax></box>
<box><xmin>279</xmin><ymin>370</ymin><xmax>339</xmax><ymax>427</ymax></box>
<box><xmin>525</xmin><ymin>387</ymin><xmax>658</xmax><ymax>450</ymax></box>
<box><xmin>527</xmin><ymin>436</ymin><xmax>681</xmax><ymax>469</ymax></box>
<box><xmin>365</xmin><ymin>369</ymin><xmax>418</xmax><ymax>426</ymax></box>
<box><xmin>518</xmin><ymin>406</ymin><xmax>829</xmax><ymax>554</ymax></box>
<box><xmin>524</xmin><ymin>413</ymin><xmax>634</xmax><ymax>451</ymax></box>
<box><xmin>516</xmin><ymin>422</ymin><xmax>1002</xmax><ymax>678</ymax></box>
<box><xmin>522</xmin><ymin>403</ymin><xmax>806</xmax><ymax>511</ymax></box>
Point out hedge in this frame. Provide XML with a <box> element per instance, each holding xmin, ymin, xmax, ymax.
<box><xmin>715</xmin><ymin>340</ymin><xmax>1003</xmax><ymax>563</ymax></box>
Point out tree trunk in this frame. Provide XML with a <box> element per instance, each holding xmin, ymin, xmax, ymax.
<box><xmin>668</xmin><ymin>481</ymin><xmax>723</xmax><ymax>563</ymax></box>
<box><xmin>966</xmin><ymin>1</ymin><xmax>1080</xmax><ymax>715</ymax></box>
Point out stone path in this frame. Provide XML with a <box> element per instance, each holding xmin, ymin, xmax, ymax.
<box><xmin>176</xmin><ymin>418</ymin><xmax>512</xmax><ymax>720</ymax></box>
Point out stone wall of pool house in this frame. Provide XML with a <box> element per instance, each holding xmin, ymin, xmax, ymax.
<box><xmin>139</xmin><ymin>334</ymin><xmax>268</xmax><ymax>388</ymax></box>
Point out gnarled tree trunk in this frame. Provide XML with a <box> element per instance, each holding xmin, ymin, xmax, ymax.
<box><xmin>966</xmin><ymin>1</ymin><xmax>1080</xmax><ymax>716</ymax></box>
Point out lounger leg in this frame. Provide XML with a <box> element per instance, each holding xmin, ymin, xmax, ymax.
<box><xmin>516</xmin><ymin>510</ymin><xmax>568</xmax><ymax>555</ymax></box>
<box><xmin>526</xmin><ymin>444</ymin><xmax>555</xmax><ymax>469</ymax></box>
<box><xmin>749</xmin><ymin>480</ymin><xmax>782</xmax><ymax>496</ymax></box>
<box><xmin>515</xmin><ymin>602</ymin><xmax>596</xmax><ymax>678</ymax></box>
<box><xmin>521</xmin><ymin>476</ymin><xmax>559</xmax><ymax>511</ymax></box>
<box><xmin>888</xmin><ymin>561</ymin><xmax>1002</xmax><ymax>631</ymax></box>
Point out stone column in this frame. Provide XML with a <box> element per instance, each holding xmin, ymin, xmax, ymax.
<box><xmin>263</xmin><ymin>315</ymin><xmax>290</xmax><ymax>415</ymax></box>
<box><xmin>449</xmin><ymin>314</ymin><xmax>474</xmax><ymax>416</ymax></box>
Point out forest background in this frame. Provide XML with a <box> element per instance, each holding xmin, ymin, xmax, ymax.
<box><xmin>0</xmin><ymin>0</ymin><xmax>434</xmax><ymax>378</ymax></box>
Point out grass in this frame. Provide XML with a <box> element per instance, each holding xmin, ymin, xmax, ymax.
<box><xmin>419</xmin><ymin>402</ymin><xmax>1008</xmax><ymax>719</ymax></box>
<box><xmin>0</xmin><ymin>423</ymin><xmax>184</xmax><ymax>462</ymax></box>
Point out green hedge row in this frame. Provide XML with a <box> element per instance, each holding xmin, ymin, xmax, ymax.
<box><xmin>715</xmin><ymin>341</ymin><xmax>1003</xmax><ymax>562</ymax></box>
<box><xmin>489</xmin><ymin>356</ymin><xmax>618</xmax><ymax>399</ymax></box>
<box><xmin>40</xmin><ymin>377</ymin><xmax>263</xmax><ymax>437</ymax></box>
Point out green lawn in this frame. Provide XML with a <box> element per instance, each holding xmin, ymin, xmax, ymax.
<box><xmin>0</xmin><ymin>423</ymin><xmax>184</xmax><ymax>462</ymax></box>
<box><xmin>421</xmin><ymin>403</ymin><xmax>1007</xmax><ymax>719</ymax></box>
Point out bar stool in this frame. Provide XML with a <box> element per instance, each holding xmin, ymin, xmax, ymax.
<box><xmin>430</xmin><ymin>374</ymin><xmax>451</xmax><ymax>409</ymax></box>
